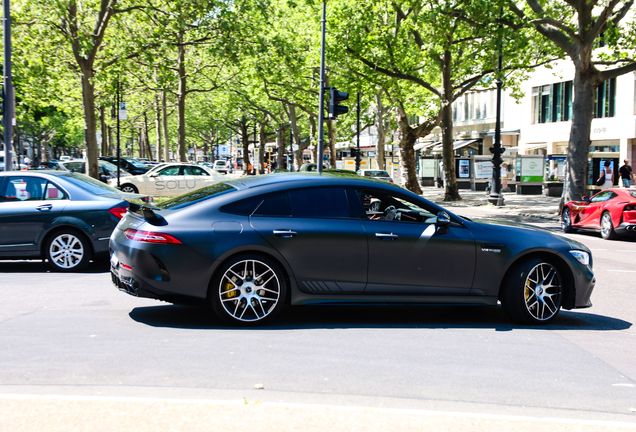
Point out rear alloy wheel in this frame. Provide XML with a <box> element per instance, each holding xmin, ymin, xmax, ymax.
<box><xmin>600</xmin><ymin>211</ymin><xmax>617</xmax><ymax>240</ymax></box>
<box><xmin>501</xmin><ymin>258</ymin><xmax>563</xmax><ymax>325</ymax></box>
<box><xmin>211</xmin><ymin>255</ymin><xmax>286</xmax><ymax>325</ymax></box>
<box><xmin>561</xmin><ymin>208</ymin><xmax>574</xmax><ymax>233</ymax></box>
<box><xmin>46</xmin><ymin>229</ymin><xmax>91</xmax><ymax>272</ymax></box>
<box><xmin>120</xmin><ymin>183</ymin><xmax>138</xmax><ymax>194</ymax></box>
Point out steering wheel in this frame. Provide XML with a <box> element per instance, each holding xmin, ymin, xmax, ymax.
<box><xmin>382</xmin><ymin>205</ymin><xmax>397</xmax><ymax>221</ymax></box>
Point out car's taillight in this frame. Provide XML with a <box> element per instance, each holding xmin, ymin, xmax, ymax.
<box><xmin>109</xmin><ymin>207</ymin><xmax>128</xmax><ymax>219</ymax></box>
<box><xmin>624</xmin><ymin>205</ymin><xmax>636</xmax><ymax>211</ymax></box>
<box><xmin>124</xmin><ymin>229</ymin><xmax>182</xmax><ymax>244</ymax></box>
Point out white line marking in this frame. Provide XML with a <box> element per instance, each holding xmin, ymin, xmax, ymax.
<box><xmin>612</xmin><ymin>383</ymin><xmax>636</xmax><ymax>387</ymax></box>
<box><xmin>607</xmin><ymin>270</ymin><xmax>636</xmax><ymax>273</ymax></box>
<box><xmin>0</xmin><ymin>394</ymin><xmax>634</xmax><ymax>428</ymax></box>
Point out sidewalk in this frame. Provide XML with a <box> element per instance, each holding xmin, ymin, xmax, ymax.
<box><xmin>419</xmin><ymin>186</ymin><xmax>562</xmax><ymax>221</ymax></box>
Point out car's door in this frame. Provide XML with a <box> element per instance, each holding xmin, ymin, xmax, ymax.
<box><xmin>355</xmin><ymin>188</ymin><xmax>476</xmax><ymax>295</ymax></box>
<box><xmin>183</xmin><ymin>165</ymin><xmax>213</xmax><ymax>192</ymax></box>
<box><xmin>580</xmin><ymin>191</ymin><xmax>614</xmax><ymax>227</ymax></box>
<box><xmin>0</xmin><ymin>176</ymin><xmax>68</xmax><ymax>254</ymax></box>
<box><xmin>250</xmin><ymin>187</ymin><xmax>368</xmax><ymax>293</ymax></box>
<box><xmin>150</xmin><ymin>165</ymin><xmax>188</xmax><ymax>196</ymax></box>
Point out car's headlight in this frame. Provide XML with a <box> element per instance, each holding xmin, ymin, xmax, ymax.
<box><xmin>569</xmin><ymin>250</ymin><xmax>590</xmax><ymax>266</ymax></box>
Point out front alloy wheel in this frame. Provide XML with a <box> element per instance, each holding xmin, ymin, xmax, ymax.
<box><xmin>46</xmin><ymin>230</ymin><xmax>91</xmax><ymax>271</ymax></box>
<box><xmin>501</xmin><ymin>258</ymin><xmax>563</xmax><ymax>324</ymax></box>
<box><xmin>212</xmin><ymin>256</ymin><xmax>286</xmax><ymax>325</ymax></box>
<box><xmin>120</xmin><ymin>184</ymin><xmax>138</xmax><ymax>194</ymax></box>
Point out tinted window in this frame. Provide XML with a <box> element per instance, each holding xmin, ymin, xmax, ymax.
<box><xmin>253</xmin><ymin>193</ymin><xmax>291</xmax><ymax>217</ymax></box>
<box><xmin>358</xmin><ymin>189</ymin><xmax>436</xmax><ymax>223</ymax></box>
<box><xmin>220</xmin><ymin>197</ymin><xmax>263</xmax><ymax>216</ymax></box>
<box><xmin>63</xmin><ymin>162</ymin><xmax>86</xmax><ymax>173</ymax></box>
<box><xmin>590</xmin><ymin>191</ymin><xmax>615</xmax><ymax>203</ymax></box>
<box><xmin>288</xmin><ymin>188</ymin><xmax>349</xmax><ymax>218</ymax></box>
<box><xmin>1</xmin><ymin>177</ymin><xmax>67</xmax><ymax>201</ymax></box>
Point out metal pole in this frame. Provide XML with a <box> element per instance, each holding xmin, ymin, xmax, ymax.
<box><xmin>316</xmin><ymin>0</ymin><xmax>327</xmax><ymax>175</ymax></box>
<box><xmin>356</xmin><ymin>92</ymin><xmax>361</xmax><ymax>172</ymax></box>
<box><xmin>116</xmin><ymin>80</ymin><xmax>121</xmax><ymax>188</ymax></box>
<box><xmin>3</xmin><ymin>0</ymin><xmax>14</xmax><ymax>171</ymax></box>
<box><xmin>489</xmin><ymin>52</ymin><xmax>504</xmax><ymax>205</ymax></box>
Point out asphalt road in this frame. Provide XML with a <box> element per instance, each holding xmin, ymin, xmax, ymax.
<box><xmin>1</xmin><ymin>209</ymin><xmax>635</xmax><ymax>431</ymax></box>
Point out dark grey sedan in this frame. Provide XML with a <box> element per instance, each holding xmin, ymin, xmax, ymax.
<box><xmin>0</xmin><ymin>171</ymin><xmax>149</xmax><ymax>271</ymax></box>
<box><xmin>110</xmin><ymin>173</ymin><xmax>595</xmax><ymax>325</ymax></box>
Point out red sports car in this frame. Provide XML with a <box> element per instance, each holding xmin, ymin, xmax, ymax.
<box><xmin>562</xmin><ymin>188</ymin><xmax>636</xmax><ymax>239</ymax></box>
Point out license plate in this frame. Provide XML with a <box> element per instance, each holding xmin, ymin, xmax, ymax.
<box><xmin>110</xmin><ymin>252</ymin><xmax>119</xmax><ymax>268</ymax></box>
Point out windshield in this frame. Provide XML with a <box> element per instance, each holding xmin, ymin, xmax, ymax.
<box><xmin>126</xmin><ymin>159</ymin><xmax>149</xmax><ymax>168</ymax></box>
<box><xmin>365</xmin><ymin>170</ymin><xmax>389</xmax><ymax>177</ymax></box>
<box><xmin>215</xmin><ymin>161</ymin><xmax>227</xmax><ymax>166</ymax></box>
<box><xmin>158</xmin><ymin>182</ymin><xmax>237</xmax><ymax>210</ymax></box>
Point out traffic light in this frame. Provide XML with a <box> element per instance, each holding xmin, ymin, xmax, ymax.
<box><xmin>327</xmin><ymin>87</ymin><xmax>349</xmax><ymax>120</ymax></box>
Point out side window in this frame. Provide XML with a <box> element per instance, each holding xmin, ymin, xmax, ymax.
<box><xmin>184</xmin><ymin>166</ymin><xmax>209</xmax><ymax>176</ymax></box>
<box><xmin>358</xmin><ymin>189</ymin><xmax>437</xmax><ymax>223</ymax></box>
<box><xmin>253</xmin><ymin>193</ymin><xmax>291</xmax><ymax>217</ymax></box>
<box><xmin>2</xmin><ymin>177</ymin><xmax>51</xmax><ymax>201</ymax></box>
<box><xmin>590</xmin><ymin>191</ymin><xmax>613</xmax><ymax>203</ymax></box>
<box><xmin>44</xmin><ymin>182</ymin><xmax>67</xmax><ymax>200</ymax></box>
<box><xmin>220</xmin><ymin>197</ymin><xmax>263</xmax><ymax>216</ymax></box>
<box><xmin>288</xmin><ymin>187</ymin><xmax>350</xmax><ymax>218</ymax></box>
<box><xmin>157</xmin><ymin>166</ymin><xmax>182</xmax><ymax>176</ymax></box>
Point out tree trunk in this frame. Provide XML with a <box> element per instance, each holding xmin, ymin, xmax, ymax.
<box><xmin>562</xmin><ymin>68</ymin><xmax>598</xmax><ymax>207</ymax></box>
<box><xmin>241</xmin><ymin>119</ymin><xmax>250</xmax><ymax>174</ymax></box>
<box><xmin>278</xmin><ymin>125</ymin><xmax>286</xmax><ymax>170</ymax></box>
<box><xmin>396</xmin><ymin>108</ymin><xmax>421</xmax><ymax>195</ymax></box>
<box><xmin>375</xmin><ymin>91</ymin><xmax>386</xmax><ymax>170</ymax></box>
<box><xmin>162</xmin><ymin>89</ymin><xmax>170</xmax><ymax>162</ymax></box>
<box><xmin>327</xmin><ymin>120</ymin><xmax>336</xmax><ymax>168</ymax></box>
<box><xmin>309</xmin><ymin>116</ymin><xmax>317</xmax><ymax>163</ymax></box>
<box><xmin>176</xmin><ymin>43</ymin><xmax>187</xmax><ymax>162</ymax></box>
<box><xmin>79</xmin><ymin>65</ymin><xmax>99</xmax><ymax>178</ymax></box>
<box><xmin>99</xmin><ymin>105</ymin><xmax>107</xmax><ymax>157</ymax></box>
<box><xmin>143</xmin><ymin>113</ymin><xmax>152</xmax><ymax>158</ymax></box>
<box><xmin>154</xmin><ymin>92</ymin><xmax>162</xmax><ymax>163</ymax></box>
<box><xmin>440</xmin><ymin>50</ymin><xmax>461</xmax><ymax>201</ymax></box>
<box><xmin>259</xmin><ymin>122</ymin><xmax>266</xmax><ymax>174</ymax></box>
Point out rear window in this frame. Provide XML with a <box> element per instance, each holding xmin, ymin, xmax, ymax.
<box><xmin>63</xmin><ymin>173</ymin><xmax>122</xmax><ymax>194</ymax></box>
<box><xmin>158</xmin><ymin>182</ymin><xmax>236</xmax><ymax>209</ymax></box>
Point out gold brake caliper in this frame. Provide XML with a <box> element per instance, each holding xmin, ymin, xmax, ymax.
<box><xmin>524</xmin><ymin>280</ymin><xmax>531</xmax><ymax>301</ymax></box>
<box><xmin>223</xmin><ymin>277</ymin><xmax>237</xmax><ymax>298</ymax></box>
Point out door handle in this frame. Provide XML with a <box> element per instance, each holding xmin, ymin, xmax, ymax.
<box><xmin>273</xmin><ymin>229</ymin><xmax>297</xmax><ymax>238</ymax></box>
<box><xmin>36</xmin><ymin>204</ymin><xmax>53</xmax><ymax>211</ymax></box>
<box><xmin>375</xmin><ymin>232</ymin><xmax>398</xmax><ymax>240</ymax></box>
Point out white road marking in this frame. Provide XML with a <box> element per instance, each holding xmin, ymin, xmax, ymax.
<box><xmin>612</xmin><ymin>383</ymin><xmax>636</xmax><ymax>387</ymax></box>
<box><xmin>0</xmin><ymin>394</ymin><xmax>634</xmax><ymax>428</ymax></box>
<box><xmin>607</xmin><ymin>270</ymin><xmax>636</xmax><ymax>273</ymax></box>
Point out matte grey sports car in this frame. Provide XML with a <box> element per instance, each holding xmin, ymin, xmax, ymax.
<box><xmin>110</xmin><ymin>173</ymin><xmax>595</xmax><ymax>325</ymax></box>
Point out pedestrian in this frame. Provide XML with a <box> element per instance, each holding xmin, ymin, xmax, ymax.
<box><xmin>24</xmin><ymin>155</ymin><xmax>31</xmax><ymax>166</ymax></box>
<box><xmin>619</xmin><ymin>158</ymin><xmax>634</xmax><ymax>188</ymax></box>
<box><xmin>598</xmin><ymin>160</ymin><xmax>614</xmax><ymax>190</ymax></box>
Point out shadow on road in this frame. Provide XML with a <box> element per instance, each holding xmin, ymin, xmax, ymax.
<box><xmin>0</xmin><ymin>259</ymin><xmax>110</xmax><ymax>273</ymax></box>
<box><xmin>129</xmin><ymin>304</ymin><xmax>631</xmax><ymax>332</ymax></box>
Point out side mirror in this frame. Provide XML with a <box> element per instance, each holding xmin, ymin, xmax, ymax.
<box><xmin>583</xmin><ymin>196</ymin><xmax>590</xmax><ymax>203</ymax></box>
<box><xmin>436</xmin><ymin>211</ymin><xmax>451</xmax><ymax>227</ymax></box>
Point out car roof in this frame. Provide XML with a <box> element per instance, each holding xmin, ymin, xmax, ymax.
<box><xmin>224</xmin><ymin>172</ymin><xmax>399</xmax><ymax>191</ymax></box>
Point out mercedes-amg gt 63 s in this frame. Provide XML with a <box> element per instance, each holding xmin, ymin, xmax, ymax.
<box><xmin>110</xmin><ymin>173</ymin><xmax>595</xmax><ymax>326</ymax></box>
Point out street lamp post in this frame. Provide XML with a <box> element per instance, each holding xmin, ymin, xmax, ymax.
<box><xmin>316</xmin><ymin>0</ymin><xmax>327</xmax><ymax>175</ymax></box>
<box><xmin>289</xmin><ymin>123</ymin><xmax>294</xmax><ymax>172</ymax></box>
<box><xmin>3</xmin><ymin>0</ymin><xmax>14</xmax><ymax>172</ymax></box>
<box><xmin>356</xmin><ymin>92</ymin><xmax>361</xmax><ymax>172</ymax></box>
<box><xmin>488</xmin><ymin>52</ymin><xmax>505</xmax><ymax>206</ymax></box>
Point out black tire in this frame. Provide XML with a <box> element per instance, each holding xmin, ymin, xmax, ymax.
<box><xmin>561</xmin><ymin>208</ymin><xmax>574</xmax><ymax>233</ymax></box>
<box><xmin>45</xmin><ymin>229</ymin><xmax>92</xmax><ymax>272</ymax></box>
<box><xmin>600</xmin><ymin>211</ymin><xmax>617</xmax><ymax>240</ymax></box>
<box><xmin>210</xmin><ymin>254</ymin><xmax>287</xmax><ymax>326</ymax></box>
<box><xmin>120</xmin><ymin>183</ymin><xmax>138</xmax><ymax>194</ymax></box>
<box><xmin>500</xmin><ymin>258</ymin><xmax>563</xmax><ymax>325</ymax></box>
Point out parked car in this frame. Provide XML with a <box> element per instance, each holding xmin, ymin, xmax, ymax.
<box><xmin>562</xmin><ymin>188</ymin><xmax>636</xmax><ymax>239</ymax></box>
<box><xmin>99</xmin><ymin>157</ymin><xmax>151</xmax><ymax>176</ymax></box>
<box><xmin>213</xmin><ymin>160</ymin><xmax>230</xmax><ymax>174</ymax></box>
<box><xmin>356</xmin><ymin>169</ymin><xmax>394</xmax><ymax>183</ymax></box>
<box><xmin>110</xmin><ymin>172</ymin><xmax>595</xmax><ymax>326</ymax></box>
<box><xmin>57</xmin><ymin>159</ymin><xmax>132</xmax><ymax>183</ymax></box>
<box><xmin>0</xmin><ymin>171</ymin><xmax>150</xmax><ymax>271</ymax></box>
<box><xmin>108</xmin><ymin>162</ymin><xmax>225</xmax><ymax>196</ymax></box>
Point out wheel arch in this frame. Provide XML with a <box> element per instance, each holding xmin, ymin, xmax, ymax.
<box><xmin>206</xmin><ymin>250</ymin><xmax>293</xmax><ymax>306</ymax></box>
<box><xmin>497</xmin><ymin>251</ymin><xmax>576</xmax><ymax>310</ymax></box>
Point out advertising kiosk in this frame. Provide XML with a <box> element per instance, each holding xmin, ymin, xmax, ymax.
<box><xmin>472</xmin><ymin>155</ymin><xmax>492</xmax><ymax>191</ymax></box>
<box><xmin>587</xmin><ymin>152</ymin><xmax>619</xmax><ymax>194</ymax></box>
<box><xmin>516</xmin><ymin>155</ymin><xmax>544</xmax><ymax>194</ymax></box>
<box><xmin>543</xmin><ymin>155</ymin><xmax>566</xmax><ymax>197</ymax></box>
<box><xmin>455</xmin><ymin>157</ymin><xmax>472</xmax><ymax>189</ymax></box>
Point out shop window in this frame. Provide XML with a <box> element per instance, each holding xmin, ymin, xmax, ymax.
<box><xmin>532</xmin><ymin>81</ymin><xmax>574</xmax><ymax>124</ymax></box>
<box><xmin>595</xmin><ymin>78</ymin><xmax>616</xmax><ymax>118</ymax></box>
